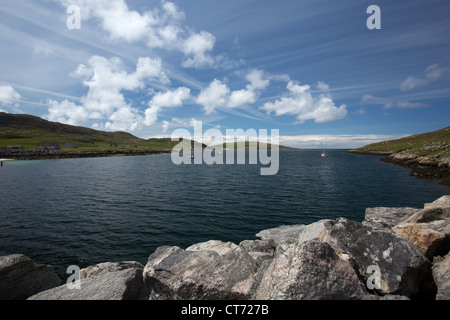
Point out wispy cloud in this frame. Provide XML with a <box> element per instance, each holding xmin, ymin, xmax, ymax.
<box><xmin>362</xmin><ymin>94</ymin><xmax>429</xmax><ymax>110</ymax></box>
<box><xmin>400</xmin><ymin>64</ymin><xmax>443</xmax><ymax>91</ymax></box>
<box><xmin>278</xmin><ymin>134</ymin><xmax>408</xmax><ymax>149</ymax></box>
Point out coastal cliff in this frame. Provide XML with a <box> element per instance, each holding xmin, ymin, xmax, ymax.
<box><xmin>1</xmin><ymin>196</ymin><xmax>449</xmax><ymax>300</ymax></box>
<box><xmin>348</xmin><ymin>150</ymin><xmax>450</xmax><ymax>187</ymax></box>
<box><xmin>348</xmin><ymin>127</ymin><xmax>450</xmax><ymax>187</ymax></box>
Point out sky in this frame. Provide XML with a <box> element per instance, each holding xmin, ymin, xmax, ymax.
<box><xmin>0</xmin><ymin>0</ymin><xmax>449</xmax><ymax>149</ymax></box>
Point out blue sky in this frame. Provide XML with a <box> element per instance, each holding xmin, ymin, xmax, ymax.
<box><xmin>0</xmin><ymin>0</ymin><xmax>449</xmax><ymax>148</ymax></box>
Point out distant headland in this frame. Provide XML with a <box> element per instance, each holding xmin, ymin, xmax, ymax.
<box><xmin>347</xmin><ymin>126</ymin><xmax>450</xmax><ymax>187</ymax></box>
<box><xmin>0</xmin><ymin>112</ymin><xmax>292</xmax><ymax>160</ymax></box>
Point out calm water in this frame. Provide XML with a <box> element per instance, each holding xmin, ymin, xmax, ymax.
<box><xmin>0</xmin><ymin>150</ymin><xmax>448</xmax><ymax>280</ymax></box>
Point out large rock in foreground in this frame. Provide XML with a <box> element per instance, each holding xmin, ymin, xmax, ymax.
<box><xmin>143</xmin><ymin>241</ymin><xmax>258</xmax><ymax>300</ymax></box>
<box><xmin>255</xmin><ymin>239</ymin><xmax>367</xmax><ymax>300</ymax></box>
<box><xmin>0</xmin><ymin>254</ymin><xmax>61</xmax><ymax>300</ymax></box>
<box><xmin>257</xmin><ymin>218</ymin><xmax>431</xmax><ymax>297</ymax></box>
<box><xmin>28</xmin><ymin>268</ymin><xmax>147</xmax><ymax>300</ymax></box>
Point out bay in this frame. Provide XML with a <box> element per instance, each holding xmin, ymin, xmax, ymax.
<box><xmin>0</xmin><ymin>150</ymin><xmax>448</xmax><ymax>280</ymax></box>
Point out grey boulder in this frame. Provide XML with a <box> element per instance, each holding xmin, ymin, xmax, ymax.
<box><xmin>432</xmin><ymin>252</ymin><xmax>450</xmax><ymax>300</ymax></box>
<box><xmin>257</xmin><ymin>218</ymin><xmax>430</xmax><ymax>297</ymax></box>
<box><xmin>143</xmin><ymin>241</ymin><xmax>258</xmax><ymax>300</ymax></box>
<box><xmin>28</xmin><ymin>268</ymin><xmax>146</xmax><ymax>300</ymax></box>
<box><xmin>255</xmin><ymin>239</ymin><xmax>367</xmax><ymax>300</ymax></box>
<box><xmin>363</xmin><ymin>207</ymin><xmax>420</xmax><ymax>232</ymax></box>
<box><xmin>393</xmin><ymin>207</ymin><xmax>450</xmax><ymax>259</ymax></box>
<box><xmin>80</xmin><ymin>261</ymin><xmax>144</xmax><ymax>279</ymax></box>
<box><xmin>0</xmin><ymin>254</ymin><xmax>61</xmax><ymax>300</ymax></box>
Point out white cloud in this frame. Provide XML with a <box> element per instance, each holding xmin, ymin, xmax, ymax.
<box><xmin>143</xmin><ymin>87</ymin><xmax>191</xmax><ymax>126</ymax></box>
<box><xmin>161</xmin><ymin>120</ymin><xmax>170</xmax><ymax>133</ymax></box>
<box><xmin>246</xmin><ymin>69</ymin><xmax>270</xmax><ymax>91</ymax></box>
<box><xmin>46</xmin><ymin>99</ymin><xmax>89</xmax><ymax>126</ymax></box>
<box><xmin>226</xmin><ymin>69</ymin><xmax>270</xmax><ymax>108</ymax></box>
<box><xmin>182</xmin><ymin>31</ymin><xmax>216</xmax><ymax>68</ymax></box>
<box><xmin>196</xmin><ymin>69</ymin><xmax>271</xmax><ymax>114</ymax></box>
<box><xmin>228</xmin><ymin>89</ymin><xmax>257</xmax><ymax>109</ymax></box>
<box><xmin>104</xmin><ymin>106</ymin><xmax>141</xmax><ymax>132</ymax></box>
<box><xmin>261</xmin><ymin>81</ymin><xmax>347</xmax><ymax>124</ymax></box>
<box><xmin>400</xmin><ymin>64</ymin><xmax>443</xmax><ymax>91</ymax></box>
<box><xmin>58</xmin><ymin>0</ymin><xmax>233</xmax><ymax>70</ymax></box>
<box><xmin>99</xmin><ymin>1</ymin><xmax>153</xmax><ymax>42</ymax></box>
<box><xmin>60</xmin><ymin>0</ymin><xmax>181</xmax><ymax>44</ymax></box>
<box><xmin>148</xmin><ymin>87</ymin><xmax>191</xmax><ymax>109</ymax></box>
<box><xmin>47</xmin><ymin>55</ymin><xmax>168</xmax><ymax>131</ymax></box>
<box><xmin>143</xmin><ymin>107</ymin><xmax>159</xmax><ymax>127</ymax></box>
<box><xmin>0</xmin><ymin>85</ymin><xmax>21</xmax><ymax>105</ymax></box>
<box><xmin>196</xmin><ymin>79</ymin><xmax>230</xmax><ymax>114</ymax></box>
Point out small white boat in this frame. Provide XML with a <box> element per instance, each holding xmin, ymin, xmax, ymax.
<box><xmin>321</xmin><ymin>151</ymin><xmax>328</xmax><ymax>158</ymax></box>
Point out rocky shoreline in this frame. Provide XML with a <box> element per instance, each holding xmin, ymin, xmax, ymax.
<box><xmin>347</xmin><ymin>150</ymin><xmax>450</xmax><ymax>187</ymax></box>
<box><xmin>0</xmin><ymin>149</ymin><xmax>171</xmax><ymax>160</ymax></box>
<box><xmin>1</xmin><ymin>196</ymin><xmax>449</xmax><ymax>300</ymax></box>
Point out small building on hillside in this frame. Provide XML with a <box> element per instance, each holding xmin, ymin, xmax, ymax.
<box><xmin>63</xmin><ymin>142</ymin><xmax>77</xmax><ymax>148</ymax></box>
<box><xmin>38</xmin><ymin>141</ymin><xmax>60</xmax><ymax>150</ymax></box>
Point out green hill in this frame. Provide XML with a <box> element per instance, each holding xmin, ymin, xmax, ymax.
<box><xmin>352</xmin><ymin>127</ymin><xmax>450</xmax><ymax>158</ymax></box>
<box><xmin>0</xmin><ymin>112</ymin><xmax>202</xmax><ymax>152</ymax></box>
<box><xmin>208</xmin><ymin>141</ymin><xmax>298</xmax><ymax>150</ymax></box>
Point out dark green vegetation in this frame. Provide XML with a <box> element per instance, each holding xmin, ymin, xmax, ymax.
<box><xmin>0</xmin><ymin>112</ymin><xmax>293</xmax><ymax>153</ymax></box>
<box><xmin>353</xmin><ymin>126</ymin><xmax>450</xmax><ymax>158</ymax></box>
<box><xmin>0</xmin><ymin>112</ymin><xmax>201</xmax><ymax>152</ymax></box>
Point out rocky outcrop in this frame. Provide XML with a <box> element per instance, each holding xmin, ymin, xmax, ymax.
<box><xmin>425</xmin><ymin>195</ymin><xmax>450</xmax><ymax>208</ymax></box>
<box><xmin>257</xmin><ymin>218</ymin><xmax>430</xmax><ymax>297</ymax></box>
<box><xmin>143</xmin><ymin>241</ymin><xmax>258</xmax><ymax>300</ymax></box>
<box><xmin>239</xmin><ymin>239</ymin><xmax>275</xmax><ymax>266</ymax></box>
<box><xmin>347</xmin><ymin>150</ymin><xmax>450</xmax><ymax>187</ymax></box>
<box><xmin>1</xmin><ymin>196</ymin><xmax>450</xmax><ymax>300</ymax></box>
<box><xmin>363</xmin><ymin>207</ymin><xmax>421</xmax><ymax>232</ymax></box>
<box><xmin>80</xmin><ymin>261</ymin><xmax>144</xmax><ymax>279</ymax></box>
<box><xmin>0</xmin><ymin>254</ymin><xmax>61</xmax><ymax>300</ymax></box>
<box><xmin>393</xmin><ymin>207</ymin><xmax>450</xmax><ymax>259</ymax></box>
<box><xmin>28</xmin><ymin>268</ymin><xmax>147</xmax><ymax>300</ymax></box>
<box><xmin>381</xmin><ymin>153</ymin><xmax>450</xmax><ymax>187</ymax></box>
<box><xmin>432</xmin><ymin>252</ymin><xmax>450</xmax><ymax>300</ymax></box>
<box><xmin>254</xmin><ymin>239</ymin><xmax>367</xmax><ymax>300</ymax></box>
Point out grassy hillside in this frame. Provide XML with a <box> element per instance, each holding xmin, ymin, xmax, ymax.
<box><xmin>0</xmin><ymin>112</ymin><xmax>295</xmax><ymax>152</ymax></box>
<box><xmin>0</xmin><ymin>112</ymin><xmax>202</xmax><ymax>152</ymax></box>
<box><xmin>354</xmin><ymin>127</ymin><xmax>450</xmax><ymax>157</ymax></box>
<box><xmin>208</xmin><ymin>141</ymin><xmax>298</xmax><ymax>150</ymax></box>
